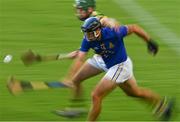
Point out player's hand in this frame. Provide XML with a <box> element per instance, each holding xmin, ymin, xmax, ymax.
<box><xmin>67</xmin><ymin>50</ymin><xmax>79</xmax><ymax>59</ymax></box>
<box><xmin>147</xmin><ymin>40</ymin><xmax>159</xmax><ymax>55</ymax></box>
<box><xmin>21</xmin><ymin>49</ymin><xmax>41</xmax><ymax>66</ymax></box>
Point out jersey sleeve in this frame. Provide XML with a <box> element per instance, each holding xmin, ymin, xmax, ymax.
<box><xmin>79</xmin><ymin>37</ymin><xmax>90</xmax><ymax>52</ymax></box>
<box><xmin>116</xmin><ymin>25</ymin><xmax>128</xmax><ymax>38</ymax></box>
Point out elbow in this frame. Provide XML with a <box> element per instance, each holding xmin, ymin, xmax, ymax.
<box><xmin>127</xmin><ymin>24</ymin><xmax>140</xmax><ymax>34</ymax></box>
<box><xmin>130</xmin><ymin>24</ymin><xmax>139</xmax><ymax>31</ymax></box>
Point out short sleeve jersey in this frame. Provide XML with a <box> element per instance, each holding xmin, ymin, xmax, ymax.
<box><xmin>80</xmin><ymin>26</ymin><xmax>128</xmax><ymax>69</ymax></box>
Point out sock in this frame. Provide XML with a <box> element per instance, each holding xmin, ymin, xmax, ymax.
<box><xmin>153</xmin><ymin>96</ymin><xmax>168</xmax><ymax>116</ymax></box>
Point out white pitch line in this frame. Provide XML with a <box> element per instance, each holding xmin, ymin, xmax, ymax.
<box><xmin>113</xmin><ymin>0</ymin><xmax>180</xmax><ymax>55</ymax></box>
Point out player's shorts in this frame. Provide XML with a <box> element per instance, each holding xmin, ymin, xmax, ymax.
<box><xmin>87</xmin><ymin>54</ymin><xmax>133</xmax><ymax>83</ymax></box>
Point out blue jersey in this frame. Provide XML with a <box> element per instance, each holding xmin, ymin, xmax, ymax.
<box><xmin>80</xmin><ymin>26</ymin><xmax>128</xmax><ymax>69</ymax></box>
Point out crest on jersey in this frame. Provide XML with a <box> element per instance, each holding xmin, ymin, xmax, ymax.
<box><xmin>109</xmin><ymin>42</ymin><xmax>114</xmax><ymax>48</ymax></box>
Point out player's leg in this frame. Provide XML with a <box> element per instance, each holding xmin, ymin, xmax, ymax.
<box><xmin>71</xmin><ymin>54</ymin><xmax>106</xmax><ymax>99</ymax></box>
<box><xmin>54</xmin><ymin>60</ymin><xmax>104</xmax><ymax>118</ymax></box>
<box><xmin>87</xmin><ymin>77</ymin><xmax>117</xmax><ymax>121</ymax></box>
<box><xmin>62</xmin><ymin>54</ymin><xmax>106</xmax><ymax>87</ymax></box>
<box><xmin>111</xmin><ymin>57</ymin><xmax>161</xmax><ymax>106</ymax></box>
<box><xmin>72</xmin><ymin>61</ymin><xmax>103</xmax><ymax>99</ymax></box>
<box><xmin>107</xmin><ymin>57</ymin><xmax>174</xmax><ymax>120</ymax></box>
<box><xmin>119</xmin><ymin>77</ymin><xmax>174</xmax><ymax>120</ymax></box>
<box><xmin>119</xmin><ymin>76</ymin><xmax>160</xmax><ymax>105</ymax></box>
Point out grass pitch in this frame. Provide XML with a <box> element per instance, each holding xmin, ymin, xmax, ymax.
<box><xmin>0</xmin><ymin>0</ymin><xmax>179</xmax><ymax>121</ymax></box>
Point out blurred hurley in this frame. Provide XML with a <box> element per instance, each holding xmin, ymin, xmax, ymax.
<box><xmin>7</xmin><ymin>76</ymin><xmax>73</xmax><ymax>95</ymax></box>
<box><xmin>21</xmin><ymin>49</ymin><xmax>79</xmax><ymax>66</ymax></box>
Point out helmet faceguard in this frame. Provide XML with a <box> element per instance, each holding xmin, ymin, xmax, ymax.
<box><xmin>81</xmin><ymin>17</ymin><xmax>101</xmax><ymax>41</ymax></box>
<box><xmin>84</xmin><ymin>30</ymin><xmax>101</xmax><ymax>41</ymax></box>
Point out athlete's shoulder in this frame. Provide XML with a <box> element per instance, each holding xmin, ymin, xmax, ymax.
<box><xmin>119</xmin><ymin>25</ymin><xmax>128</xmax><ymax>32</ymax></box>
<box><xmin>116</xmin><ymin>25</ymin><xmax>128</xmax><ymax>38</ymax></box>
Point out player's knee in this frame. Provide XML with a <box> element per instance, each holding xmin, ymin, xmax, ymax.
<box><xmin>125</xmin><ymin>92</ymin><xmax>135</xmax><ymax>97</ymax></box>
<box><xmin>133</xmin><ymin>90</ymin><xmax>142</xmax><ymax>97</ymax></box>
<box><xmin>73</xmin><ymin>80</ymin><xmax>79</xmax><ymax>86</ymax></box>
<box><xmin>91</xmin><ymin>91</ymin><xmax>101</xmax><ymax>104</ymax></box>
<box><xmin>72</xmin><ymin>76</ymin><xmax>81</xmax><ymax>86</ymax></box>
<box><xmin>72</xmin><ymin>74</ymin><xmax>85</xmax><ymax>86</ymax></box>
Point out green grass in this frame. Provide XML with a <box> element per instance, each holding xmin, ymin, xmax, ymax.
<box><xmin>0</xmin><ymin>0</ymin><xmax>179</xmax><ymax>121</ymax></box>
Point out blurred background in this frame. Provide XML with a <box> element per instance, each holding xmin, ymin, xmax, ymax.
<box><xmin>0</xmin><ymin>0</ymin><xmax>179</xmax><ymax>121</ymax></box>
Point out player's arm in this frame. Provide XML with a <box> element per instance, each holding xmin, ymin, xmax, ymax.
<box><xmin>21</xmin><ymin>49</ymin><xmax>79</xmax><ymax>66</ymax></box>
<box><xmin>55</xmin><ymin>50</ymin><xmax>79</xmax><ymax>60</ymax></box>
<box><xmin>126</xmin><ymin>24</ymin><xmax>159</xmax><ymax>55</ymax></box>
<box><xmin>127</xmin><ymin>24</ymin><xmax>151</xmax><ymax>42</ymax></box>
<box><xmin>38</xmin><ymin>50</ymin><xmax>78</xmax><ymax>61</ymax></box>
